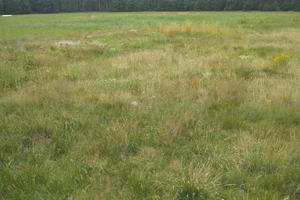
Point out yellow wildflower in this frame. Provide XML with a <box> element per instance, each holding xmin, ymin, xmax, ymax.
<box><xmin>272</xmin><ymin>55</ymin><xmax>291</xmax><ymax>63</ymax></box>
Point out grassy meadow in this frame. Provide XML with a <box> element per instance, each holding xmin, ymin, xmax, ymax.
<box><xmin>0</xmin><ymin>12</ymin><xmax>300</xmax><ymax>200</ymax></box>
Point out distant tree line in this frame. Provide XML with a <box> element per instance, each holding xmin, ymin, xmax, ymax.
<box><xmin>1</xmin><ymin>0</ymin><xmax>299</xmax><ymax>14</ymax></box>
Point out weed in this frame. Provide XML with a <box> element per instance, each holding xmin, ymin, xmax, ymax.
<box><xmin>234</xmin><ymin>66</ymin><xmax>257</xmax><ymax>80</ymax></box>
<box><xmin>177</xmin><ymin>185</ymin><xmax>210</xmax><ymax>200</ymax></box>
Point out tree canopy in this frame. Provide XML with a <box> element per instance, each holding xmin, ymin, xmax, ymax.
<box><xmin>0</xmin><ymin>0</ymin><xmax>299</xmax><ymax>14</ymax></box>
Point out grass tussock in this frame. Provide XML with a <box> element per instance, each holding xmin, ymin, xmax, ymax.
<box><xmin>1</xmin><ymin>12</ymin><xmax>300</xmax><ymax>200</ymax></box>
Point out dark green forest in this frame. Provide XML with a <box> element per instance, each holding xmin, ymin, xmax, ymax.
<box><xmin>0</xmin><ymin>0</ymin><xmax>299</xmax><ymax>14</ymax></box>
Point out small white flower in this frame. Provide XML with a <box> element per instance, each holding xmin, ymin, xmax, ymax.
<box><xmin>131</xmin><ymin>101</ymin><xmax>138</xmax><ymax>106</ymax></box>
<box><xmin>283</xmin><ymin>196</ymin><xmax>290</xmax><ymax>200</ymax></box>
<box><xmin>239</xmin><ymin>55</ymin><xmax>252</xmax><ymax>60</ymax></box>
<box><xmin>202</xmin><ymin>72</ymin><xmax>211</xmax><ymax>78</ymax></box>
<box><xmin>266</xmin><ymin>99</ymin><xmax>272</xmax><ymax>103</ymax></box>
<box><xmin>136</xmin><ymin>75</ymin><xmax>144</xmax><ymax>81</ymax></box>
<box><xmin>118</xmin><ymin>64</ymin><xmax>129</xmax><ymax>69</ymax></box>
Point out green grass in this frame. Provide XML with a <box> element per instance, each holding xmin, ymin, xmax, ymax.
<box><xmin>1</xmin><ymin>12</ymin><xmax>300</xmax><ymax>200</ymax></box>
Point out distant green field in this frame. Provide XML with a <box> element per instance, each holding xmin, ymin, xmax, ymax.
<box><xmin>1</xmin><ymin>12</ymin><xmax>300</xmax><ymax>200</ymax></box>
<box><xmin>1</xmin><ymin>12</ymin><xmax>300</xmax><ymax>39</ymax></box>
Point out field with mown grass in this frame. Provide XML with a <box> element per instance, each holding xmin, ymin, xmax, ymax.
<box><xmin>1</xmin><ymin>12</ymin><xmax>300</xmax><ymax>200</ymax></box>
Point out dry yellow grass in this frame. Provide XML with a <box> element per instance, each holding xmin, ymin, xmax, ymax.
<box><xmin>158</xmin><ymin>22</ymin><xmax>232</xmax><ymax>37</ymax></box>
